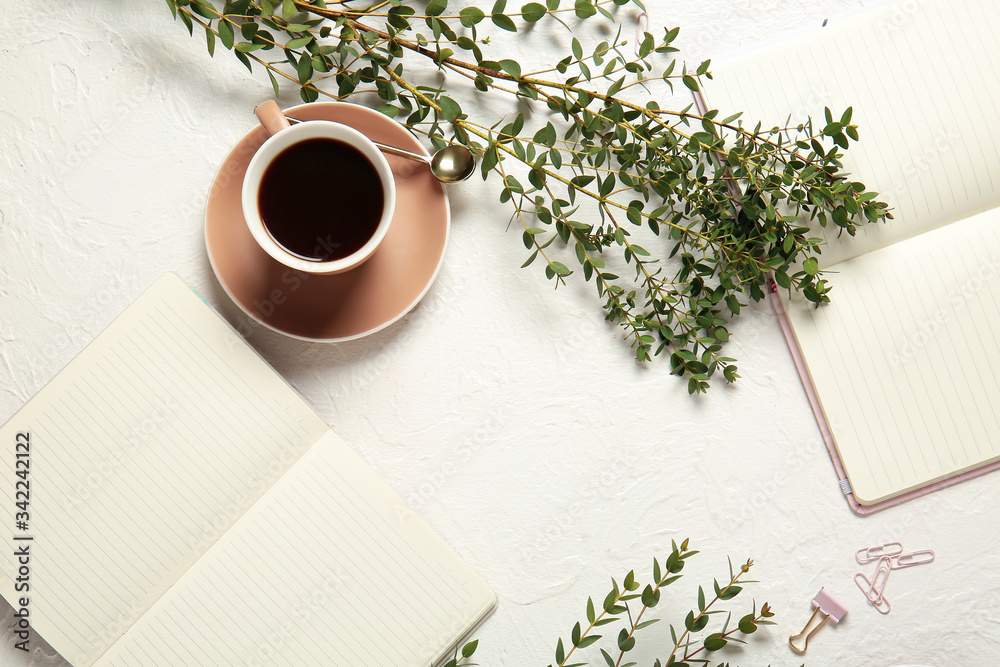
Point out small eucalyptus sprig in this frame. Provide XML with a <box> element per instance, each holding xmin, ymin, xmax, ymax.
<box><xmin>545</xmin><ymin>539</ymin><xmax>773</xmax><ymax>666</ymax></box>
<box><xmin>167</xmin><ymin>0</ymin><xmax>891</xmax><ymax>391</ymax></box>
<box><xmin>441</xmin><ymin>539</ymin><xmax>778</xmax><ymax>667</ymax></box>
<box><xmin>442</xmin><ymin>638</ymin><xmax>479</xmax><ymax>667</ymax></box>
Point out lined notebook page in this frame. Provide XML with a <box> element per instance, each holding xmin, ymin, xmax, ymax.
<box><xmin>0</xmin><ymin>273</ymin><xmax>329</xmax><ymax>665</ymax></box>
<box><xmin>783</xmin><ymin>206</ymin><xmax>1000</xmax><ymax>503</ymax></box>
<box><xmin>703</xmin><ymin>0</ymin><xmax>1000</xmax><ymax>266</ymax></box>
<box><xmin>93</xmin><ymin>430</ymin><xmax>496</xmax><ymax>667</ymax></box>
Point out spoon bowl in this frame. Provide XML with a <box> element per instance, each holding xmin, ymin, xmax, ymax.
<box><xmin>429</xmin><ymin>144</ymin><xmax>477</xmax><ymax>182</ymax></box>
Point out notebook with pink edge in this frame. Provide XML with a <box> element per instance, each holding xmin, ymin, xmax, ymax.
<box><xmin>769</xmin><ymin>278</ymin><xmax>1000</xmax><ymax>515</ymax></box>
<box><xmin>696</xmin><ymin>0</ymin><xmax>1000</xmax><ymax>513</ymax></box>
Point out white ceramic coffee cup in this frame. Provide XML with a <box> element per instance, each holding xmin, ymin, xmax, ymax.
<box><xmin>243</xmin><ymin>102</ymin><xmax>396</xmax><ymax>275</ymax></box>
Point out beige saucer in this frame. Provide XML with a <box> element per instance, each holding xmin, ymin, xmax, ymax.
<box><xmin>205</xmin><ymin>102</ymin><xmax>449</xmax><ymax>341</ymax></box>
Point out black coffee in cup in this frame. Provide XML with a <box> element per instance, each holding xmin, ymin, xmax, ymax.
<box><xmin>257</xmin><ymin>137</ymin><xmax>385</xmax><ymax>262</ymax></box>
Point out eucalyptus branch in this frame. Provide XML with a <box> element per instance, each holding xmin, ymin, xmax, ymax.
<box><xmin>665</xmin><ymin>557</ymin><xmax>757</xmax><ymax>663</ymax></box>
<box><xmin>167</xmin><ymin>0</ymin><xmax>892</xmax><ymax>391</ymax></box>
<box><xmin>541</xmin><ymin>539</ymin><xmax>775</xmax><ymax>667</ymax></box>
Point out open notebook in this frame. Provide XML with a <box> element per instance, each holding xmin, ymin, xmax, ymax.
<box><xmin>0</xmin><ymin>273</ymin><xmax>495</xmax><ymax>665</ymax></box>
<box><xmin>702</xmin><ymin>0</ymin><xmax>1000</xmax><ymax>511</ymax></box>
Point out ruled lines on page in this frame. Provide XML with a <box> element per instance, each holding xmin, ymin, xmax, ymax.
<box><xmin>704</xmin><ymin>0</ymin><xmax>1000</xmax><ymax>266</ymax></box>
<box><xmin>94</xmin><ymin>431</ymin><xmax>496</xmax><ymax>667</ymax></box>
<box><xmin>0</xmin><ymin>274</ymin><xmax>329</xmax><ymax>665</ymax></box>
<box><xmin>784</xmin><ymin>207</ymin><xmax>1000</xmax><ymax>504</ymax></box>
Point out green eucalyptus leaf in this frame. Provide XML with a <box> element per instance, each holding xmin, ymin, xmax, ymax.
<box><xmin>703</xmin><ymin>633</ymin><xmax>727</xmax><ymax>651</ymax></box>
<box><xmin>205</xmin><ymin>26</ymin><xmax>216</xmax><ymax>55</ymax></box>
<box><xmin>285</xmin><ymin>36</ymin><xmax>312</xmax><ymax>49</ymax></box>
<box><xmin>190</xmin><ymin>0</ymin><xmax>219</xmax><ymax>18</ymax></box>
<box><xmin>719</xmin><ymin>584</ymin><xmax>742</xmax><ymax>600</ymax></box>
<box><xmin>498</xmin><ymin>59</ymin><xmax>521</xmax><ymax>78</ymax></box>
<box><xmin>295</xmin><ymin>54</ymin><xmax>313</xmax><ymax>82</ymax></box>
<box><xmin>426</xmin><ymin>0</ymin><xmax>448</xmax><ymax>16</ymax></box>
<box><xmin>233</xmin><ymin>49</ymin><xmax>252</xmax><ymax>70</ymax></box>
<box><xmin>218</xmin><ymin>19</ymin><xmax>235</xmax><ymax>48</ymax></box>
<box><xmin>438</xmin><ymin>95</ymin><xmax>462</xmax><ymax>121</ymax></box>
<box><xmin>459</xmin><ymin>6</ymin><xmax>485</xmax><ymax>26</ymax></box>
<box><xmin>299</xmin><ymin>84</ymin><xmax>318</xmax><ymax>102</ymax></box>
<box><xmin>492</xmin><ymin>12</ymin><xmax>517</xmax><ymax>31</ymax></box>
<box><xmin>574</xmin><ymin>0</ymin><xmax>596</xmax><ymax>18</ymax></box>
<box><xmin>533</xmin><ymin>122</ymin><xmax>556</xmax><ymax>145</ymax></box>
<box><xmin>521</xmin><ymin>2</ymin><xmax>546</xmax><ymax>21</ymax></box>
<box><xmin>481</xmin><ymin>143</ymin><xmax>499</xmax><ymax>176</ymax></box>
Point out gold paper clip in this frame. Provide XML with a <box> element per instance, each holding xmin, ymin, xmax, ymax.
<box><xmin>789</xmin><ymin>588</ymin><xmax>848</xmax><ymax>654</ymax></box>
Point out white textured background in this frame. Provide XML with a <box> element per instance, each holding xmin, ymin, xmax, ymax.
<box><xmin>1</xmin><ymin>0</ymin><xmax>996</xmax><ymax>665</ymax></box>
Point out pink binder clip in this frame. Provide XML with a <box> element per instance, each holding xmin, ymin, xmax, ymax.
<box><xmin>789</xmin><ymin>588</ymin><xmax>848</xmax><ymax>654</ymax></box>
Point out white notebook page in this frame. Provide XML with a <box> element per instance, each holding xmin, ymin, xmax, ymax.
<box><xmin>93</xmin><ymin>430</ymin><xmax>496</xmax><ymax>667</ymax></box>
<box><xmin>783</xmin><ymin>206</ymin><xmax>1000</xmax><ymax>503</ymax></box>
<box><xmin>703</xmin><ymin>0</ymin><xmax>1000</xmax><ymax>266</ymax></box>
<box><xmin>0</xmin><ymin>274</ymin><xmax>329</xmax><ymax>665</ymax></box>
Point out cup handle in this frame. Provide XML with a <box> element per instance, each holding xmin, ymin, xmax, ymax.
<box><xmin>255</xmin><ymin>100</ymin><xmax>291</xmax><ymax>137</ymax></box>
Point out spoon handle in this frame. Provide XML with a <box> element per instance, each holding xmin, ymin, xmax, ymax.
<box><xmin>282</xmin><ymin>113</ymin><xmax>430</xmax><ymax>164</ymax></box>
<box><xmin>369</xmin><ymin>140</ymin><xmax>430</xmax><ymax>164</ymax></box>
